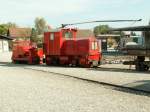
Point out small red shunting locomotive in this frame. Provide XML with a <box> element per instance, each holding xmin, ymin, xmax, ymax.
<box><xmin>44</xmin><ymin>28</ymin><xmax>101</xmax><ymax>67</ymax></box>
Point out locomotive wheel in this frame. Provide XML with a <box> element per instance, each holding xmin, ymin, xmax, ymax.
<box><xmin>12</xmin><ymin>60</ymin><xmax>16</xmax><ymax>64</ymax></box>
<box><xmin>87</xmin><ymin>61</ymin><xmax>98</xmax><ymax>68</ymax></box>
<box><xmin>84</xmin><ymin>63</ymin><xmax>92</xmax><ymax>68</ymax></box>
<box><xmin>135</xmin><ymin>56</ymin><xmax>147</xmax><ymax>71</ymax></box>
<box><xmin>135</xmin><ymin>62</ymin><xmax>149</xmax><ymax>71</ymax></box>
<box><xmin>46</xmin><ymin>60</ymin><xmax>51</xmax><ymax>66</ymax></box>
<box><xmin>33</xmin><ymin>57</ymin><xmax>40</xmax><ymax>64</ymax></box>
<box><xmin>52</xmin><ymin>58</ymin><xmax>59</xmax><ymax>66</ymax></box>
<box><xmin>144</xmin><ymin>65</ymin><xmax>149</xmax><ymax>71</ymax></box>
<box><xmin>135</xmin><ymin>64</ymin><xmax>140</xmax><ymax>71</ymax></box>
<box><xmin>46</xmin><ymin>56</ymin><xmax>52</xmax><ymax>66</ymax></box>
<box><xmin>27</xmin><ymin>57</ymin><xmax>40</xmax><ymax>65</ymax></box>
<box><xmin>70</xmin><ymin>60</ymin><xmax>78</xmax><ymax>67</ymax></box>
<box><xmin>12</xmin><ymin>60</ymin><xmax>19</xmax><ymax>64</ymax></box>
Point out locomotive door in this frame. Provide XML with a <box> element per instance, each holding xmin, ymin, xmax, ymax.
<box><xmin>49</xmin><ymin>33</ymin><xmax>55</xmax><ymax>55</ymax></box>
<box><xmin>49</xmin><ymin>32</ymin><xmax>61</xmax><ymax>55</ymax></box>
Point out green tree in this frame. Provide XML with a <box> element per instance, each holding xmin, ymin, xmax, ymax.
<box><xmin>0</xmin><ymin>25</ymin><xmax>8</xmax><ymax>35</ymax></box>
<box><xmin>131</xmin><ymin>31</ymin><xmax>136</xmax><ymax>36</ymax></box>
<box><xmin>5</xmin><ymin>22</ymin><xmax>17</xmax><ymax>28</ymax></box>
<box><xmin>93</xmin><ymin>25</ymin><xmax>110</xmax><ymax>36</ymax></box>
<box><xmin>0</xmin><ymin>22</ymin><xmax>17</xmax><ymax>35</ymax></box>
<box><xmin>35</xmin><ymin>17</ymin><xmax>47</xmax><ymax>35</ymax></box>
<box><xmin>30</xmin><ymin>28</ymin><xmax>38</xmax><ymax>42</ymax></box>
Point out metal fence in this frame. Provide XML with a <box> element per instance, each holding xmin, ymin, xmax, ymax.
<box><xmin>102</xmin><ymin>51</ymin><xmax>124</xmax><ymax>56</ymax></box>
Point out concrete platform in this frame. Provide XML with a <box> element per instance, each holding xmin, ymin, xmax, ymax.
<box><xmin>22</xmin><ymin>64</ymin><xmax>150</xmax><ymax>93</ymax></box>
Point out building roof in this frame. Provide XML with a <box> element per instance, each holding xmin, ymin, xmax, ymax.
<box><xmin>8</xmin><ymin>28</ymin><xmax>32</xmax><ymax>38</ymax></box>
<box><xmin>76</xmin><ymin>29</ymin><xmax>94</xmax><ymax>38</ymax></box>
<box><xmin>96</xmin><ymin>34</ymin><xmax>120</xmax><ymax>38</ymax></box>
<box><xmin>0</xmin><ymin>35</ymin><xmax>12</xmax><ymax>40</ymax></box>
<box><xmin>110</xmin><ymin>25</ymin><xmax>150</xmax><ymax>31</ymax></box>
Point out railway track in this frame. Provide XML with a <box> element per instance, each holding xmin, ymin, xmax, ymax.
<box><xmin>23</xmin><ymin>66</ymin><xmax>150</xmax><ymax>97</ymax></box>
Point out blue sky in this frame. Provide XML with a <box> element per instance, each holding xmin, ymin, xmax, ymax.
<box><xmin>0</xmin><ymin>0</ymin><xmax>149</xmax><ymax>29</ymax></box>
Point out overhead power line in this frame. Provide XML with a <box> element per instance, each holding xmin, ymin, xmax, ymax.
<box><xmin>61</xmin><ymin>19</ymin><xmax>142</xmax><ymax>28</ymax></box>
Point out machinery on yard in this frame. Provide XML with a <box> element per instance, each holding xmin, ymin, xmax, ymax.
<box><xmin>12</xmin><ymin>41</ymin><xmax>43</xmax><ymax>64</ymax></box>
<box><xmin>111</xmin><ymin>25</ymin><xmax>150</xmax><ymax>71</ymax></box>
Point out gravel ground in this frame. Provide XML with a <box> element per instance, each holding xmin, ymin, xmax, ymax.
<box><xmin>0</xmin><ymin>65</ymin><xmax>150</xmax><ymax>112</ymax></box>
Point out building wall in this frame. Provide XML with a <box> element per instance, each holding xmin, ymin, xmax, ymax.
<box><xmin>0</xmin><ymin>39</ymin><xmax>9</xmax><ymax>52</ymax></box>
<box><xmin>143</xmin><ymin>31</ymin><xmax>150</xmax><ymax>48</ymax></box>
<box><xmin>96</xmin><ymin>38</ymin><xmax>107</xmax><ymax>51</ymax></box>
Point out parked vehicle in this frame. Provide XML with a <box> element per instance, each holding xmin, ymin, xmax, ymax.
<box><xmin>12</xmin><ymin>41</ymin><xmax>43</xmax><ymax>64</ymax></box>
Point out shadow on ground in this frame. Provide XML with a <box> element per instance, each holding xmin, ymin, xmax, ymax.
<box><xmin>124</xmin><ymin>80</ymin><xmax>150</xmax><ymax>92</ymax></box>
<box><xmin>88</xmin><ymin>67</ymin><xmax>150</xmax><ymax>74</ymax></box>
<box><xmin>112</xmin><ymin>80</ymin><xmax>150</xmax><ymax>97</ymax></box>
<box><xmin>0</xmin><ymin>62</ymin><xmax>28</xmax><ymax>67</ymax></box>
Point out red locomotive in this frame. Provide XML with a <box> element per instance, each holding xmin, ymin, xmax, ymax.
<box><xmin>12</xmin><ymin>41</ymin><xmax>43</xmax><ymax>64</ymax></box>
<box><xmin>44</xmin><ymin>28</ymin><xmax>101</xmax><ymax>67</ymax></box>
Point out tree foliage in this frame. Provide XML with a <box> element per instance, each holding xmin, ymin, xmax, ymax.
<box><xmin>30</xmin><ymin>28</ymin><xmax>38</xmax><ymax>42</ymax></box>
<box><xmin>33</xmin><ymin>17</ymin><xmax>50</xmax><ymax>47</ymax></box>
<box><xmin>93</xmin><ymin>25</ymin><xmax>126</xmax><ymax>49</ymax></box>
<box><xmin>35</xmin><ymin>17</ymin><xmax>47</xmax><ymax>35</ymax></box>
<box><xmin>0</xmin><ymin>25</ymin><xmax>8</xmax><ymax>35</ymax></box>
<box><xmin>93</xmin><ymin>25</ymin><xmax>110</xmax><ymax>36</ymax></box>
<box><xmin>131</xmin><ymin>31</ymin><xmax>136</xmax><ymax>36</ymax></box>
<box><xmin>0</xmin><ymin>22</ymin><xmax>17</xmax><ymax>35</ymax></box>
<box><xmin>5</xmin><ymin>22</ymin><xmax>17</xmax><ymax>28</ymax></box>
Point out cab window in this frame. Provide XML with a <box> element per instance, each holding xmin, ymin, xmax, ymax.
<box><xmin>94</xmin><ymin>42</ymin><xmax>98</xmax><ymax>49</ymax></box>
<box><xmin>63</xmin><ymin>31</ymin><xmax>73</xmax><ymax>38</ymax></box>
<box><xmin>91</xmin><ymin>42</ymin><xmax>98</xmax><ymax>50</ymax></box>
<box><xmin>50</xmin><ymin>33</ymin><xmax>54</xmax><ymax>40</ymax></box>
<box><xmin>92</xmin><ymin>42</ymin><xmax>95</xmax><ymax>50</ymax></box>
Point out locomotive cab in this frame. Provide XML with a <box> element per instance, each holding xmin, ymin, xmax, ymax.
<box><xmin>44</xmin><ymin>28</ymin><xmax>77</xmax><ymax>65</ymax></box>
<box><xmin>44</xmin><ymin>28</ymin><xmax>77</xmax><ymax>55</ymax></box>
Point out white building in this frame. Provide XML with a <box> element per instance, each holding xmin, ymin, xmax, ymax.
<box><xmin>0</xmin><ymin>35</ymin><xmax>12</xmax><ymax>52</ymax></box>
